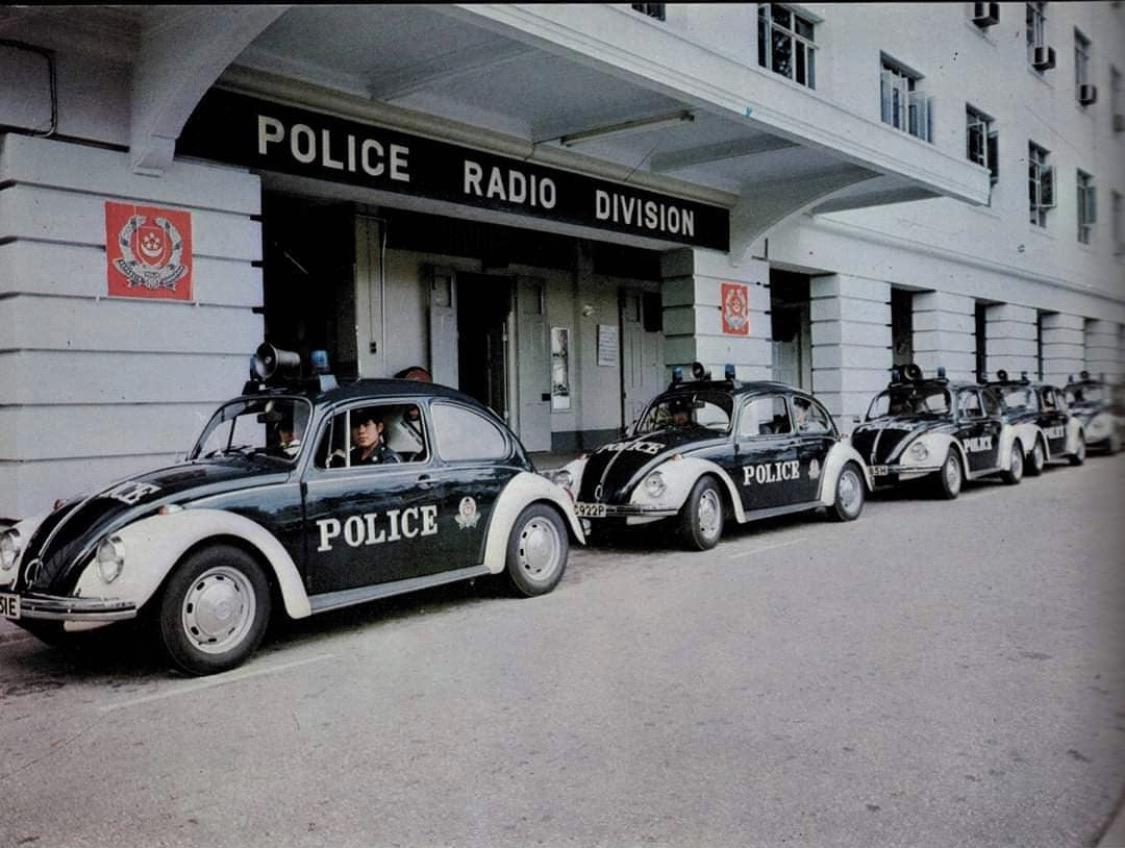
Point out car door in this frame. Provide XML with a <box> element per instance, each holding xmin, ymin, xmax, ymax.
<box><xmin>734</xmin><ymin>394</ymin><xmax>802</xmax><ymax>511</ymax></box>
<box><xmin>301</xmin><ymin>401</ymin><xmax>445</xmax><ymax>595</ymax></box>
<box><xmin>425</xmin><ymin>400</ymin><xmax>520</xmax><ymax>566</ymax></box>
<box><xmin>1038</xmin><ymin>387</ymin><xmax>1068</xmax><ymax>455</ymax></box>
<box><xmin>955</xmin><ymin>388</ymin><xmax>1000</xmax><ymax>473</ymax></box>
<box><xmin>791</xmin><ymin>393</ymin><xmax>837</xmax><ymax>502</ymax></box>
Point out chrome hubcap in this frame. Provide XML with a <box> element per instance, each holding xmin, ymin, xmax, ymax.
<box><xmin>838</xmin><ymin>470</ymin><xmax>861</xmax><ymax>514</ymax></box>
<box><xmin>697</xmin><ymin>489</ymin><xmax>722</xmax><ymax>539</ymax></box>
<box><xmin>945</xmin><ymin>456</ymin><xmax>961</xmax><ymax>491</ymax></box>
<box><xmin>181</xmin><ymin>566</ymin><xmax>256</xmax><ymax>654</ymax></box>
<box><xmin>518</xmin><ymin>517</ymin><xmax>561</xmax><ymax>581</ymax></box>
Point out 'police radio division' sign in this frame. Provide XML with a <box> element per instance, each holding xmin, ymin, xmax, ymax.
<box><xmin>179</xmin><ymin>90</ymin><xmax>729</xmax><ymax>251</ymax></box>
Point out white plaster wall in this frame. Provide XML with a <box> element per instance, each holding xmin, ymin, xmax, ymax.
<box><xmin>0</xmin><ymin>134</ymin><xmax>263</xmax><ymax>519</ymax></box>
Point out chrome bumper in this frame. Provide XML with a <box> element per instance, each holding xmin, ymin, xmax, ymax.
<box><xmin>18</xmin><ymin>593</ymin><xmax>137</xmax><ymax>621</ymax></box>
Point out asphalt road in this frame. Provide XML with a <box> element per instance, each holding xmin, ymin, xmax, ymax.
<box><xmin>1</xmin><ymin>455</ymin><xmax>1123</xmax><ymax>848</ymax></box>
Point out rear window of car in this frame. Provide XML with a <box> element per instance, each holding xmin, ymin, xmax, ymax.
<box><xmin>431</xmin><ymin>402</ymin><xmax>509</xmax><ymax>461</ymax></box>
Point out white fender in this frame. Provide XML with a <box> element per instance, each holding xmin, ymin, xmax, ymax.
<box><xmin>896</xmin><ymin>431</ymin><xmax>966</xmax><ymax>477</ymax></box>
<box><xmin>554</xmin><ymin>457</ymin><xmax>589</xmax><ymax>501</ymax></box>
<box><xmin>0</xmin><ymin>511</ymin><xmax>50</xmax><ymax>588</ymax></box>
<box><xmin>997</xmin><ymin>423</ymin><xmax>1020</xmax><ymax>470</ymax></box>
<box><xmin>72</xmin><ymin>508</ymin><xmax>312</xmax><ymax>619</ymax></box>
<box><xmin>1084</xmin><ymin>411</ymin><xmax>1115</xmax><ymax>443</ymax></box>
<box><xmin>482</xmin><ymin>472</ymin><xmax>584</xmax><ymax>574</ymax></box>
<box><xmin>818</xmin><ymin>442</ymin><xmax>873</xmax><ymax>506</ymax></box>
<box><xmin>1012</xmin><ymin>422</ymin><xmax>1045</xmax><ymax>460</ymax></box>
<box><xmin>627</xmin><ymin>457</ymin><xmax>746</xmax><ymax>523</ymax></box>
<box><xmin>1066</xmin><ymin>417</ymin><xmax>1084</xmax><ymax>454</ymax></box>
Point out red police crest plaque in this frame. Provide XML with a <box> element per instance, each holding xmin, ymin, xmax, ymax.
<box><xmin>720</xmin><ymin>282</ymin><xmax>749</xmax><ymax>335</ymax></box>
<box><xmin>105</xmin><ymin>201</ymin><xmax>193</xmax><ymax>300</ymax></box>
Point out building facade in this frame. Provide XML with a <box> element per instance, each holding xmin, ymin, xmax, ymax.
<box><xmin>0</xmin><ymin>3</ymin><xmax>1121</xmax><ymax>519</ymax></box>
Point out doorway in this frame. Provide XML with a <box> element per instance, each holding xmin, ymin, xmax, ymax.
<box><xmin>456</xmin><ymin>273</ymin><xmax>511</xmax><ymax>421</ymax></box>
<box><xmin>891</xmin><ymin>288</ymin><xmax>914</xmax><ymax>366</ymax></box>
<box><xmin>770</xmin><ymin>271</ymin><xmax>811</xmax><ymax>389</ymax></box>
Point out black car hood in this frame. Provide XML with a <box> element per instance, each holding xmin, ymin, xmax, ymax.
<box><xmin>578</xmin><ymin>427</ymin><xmax>725</xmax><ymax>503</ymax></box>
<box><xmin>19</xmin><ymin>458</ymin><xmax>291</xmax><ymax>593</ymax></box>
<box><xmin>851</xmin><ymin>416</ymin><xmax>953</xmax><ymax>465</ymax></box>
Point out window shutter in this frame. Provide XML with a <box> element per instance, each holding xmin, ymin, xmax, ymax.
<box><xmin>987</xmin><ymin>131</ymin><xmax>999</xmax><ymax>182</ymax></box>
<box><xmin>1041</xmin><ymin>166</ymin><xmax>1055</xmax><ymax>207</ymax></box>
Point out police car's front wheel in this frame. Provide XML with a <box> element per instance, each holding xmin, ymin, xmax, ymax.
<box><xmin>934</xmin><ymin>450</ymin><xmax>962</xmax><ymax>500</ymax></box>
<box><xmin>1069</xmin><ymin>436</ymin><xmax>1086</xmax><ymax>466</ymax></box>
<box><xmin>1027</xmin><ymin>439</ymin><xmax>1045</xmax><ymax>476</ymax></box>
<box><xmin>157</xmin><ymin>544</ymin><xmax>271</xmax><ymax>676</ymax></box>
<box><xmin>505</xmin><ymin>504</ymin><xmax>568</xmax><ymax>597</ymax></box>
<box><xmin>1001</xmin><ymin>440</ymin><xmax>1024</xmax><ymax>485</ymax></box>
<box><xmin>680</xmin><ymin>476</ymin><xmax>724</xmax><ymax>551</ymax></box>
<box><xmin>829</xmin><ymin>462</ymin><xmax>865</xmax><ymax>522</ymax></box>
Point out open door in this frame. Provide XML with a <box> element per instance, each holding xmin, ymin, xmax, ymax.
<box><xmin>515</xmin><ymin>277</ymin><xmax>551</xmax><ymax>452</ymax></box>
<box><xmin>621</xmin><ymin>290</ymin><xmax>664</xmax><ymax>430</ymax></box>
<box><xmin>428</xmin><ymin>266</ymin><xmax>458</xmax><ymax>387</ymax></box>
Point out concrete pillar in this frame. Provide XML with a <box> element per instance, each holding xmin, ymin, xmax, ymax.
<box><xmin>809</xmin><ymin>274</ymin><xmax>891</xmax><ymax>427</ymax></box>
<box><xmin>1040</xmin><ymin>313</ymin><xmax>1085</xmax><ymax>386</ymax></box>
<box><xmin>984</xmin><ymin>303</ymin><xmax>1038</xmax><ymax>380</ymax></box>
<box><xmin>912</xmin><ymin>291</ymin><xmax>976</xmax><ymax>382</ymax></box>
<box><xmin>660</xmin><ymin>248</ymin><xmax>771</xmax><ymax>381</ymax></box>
<box><xmin>1085</xmin><ymin>319</ymin><xmax>1123</xmax><ymax>383</ymax></box>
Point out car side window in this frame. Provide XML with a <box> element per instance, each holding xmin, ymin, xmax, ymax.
<box><xmin>1041</xmin><ymin>388</ymin><xmax>1056</xmax><ymax>410</ymax></box>
<box><xmin>791</xmin><ymin>396</ymin><xmax>831</xmax><ymax>435</ymax></box>
<box><xmin>981</xmin><ymin>389</ymin><xmax>1002</xmax><ymax>417</ymax></box>
<box><xmin>738</xmin><ymin>395</ymin><xmax>792</xmax><ymax>438</ymax></box>
<box><xmin>314</xmin><ymin>403</ymin><xmax>428</xmax><ymax>470</ymax></box>
<box><xmin>957</xmin><ymin>390</ymin><xmax>983</xmax><ymax>419</ymax></box>
<box><xmin>431</xmin><ymin>402</ymin><xmax>509</xmax><ymax>461</ymax></box>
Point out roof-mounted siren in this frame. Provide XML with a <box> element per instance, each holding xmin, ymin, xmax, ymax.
<box><xmin>901</xmin><ymin>363</ymin><xmax>923</xmax><ymax>382</ymax></box>
<box><xmin>1067</xmin><ymin>374</ymin><xmax>1075</xmax><ymax>384</ymax></box>
<box><xmin>250</xmin><ymin>343</ymin><xmax>300</xmax><ymax>383</ymax></box>
<box><xmin>308</xmin><ymin>349</ymin><xmax>338</xmax><ymax>391</ymax></box>
<box><xmin>889</xmin><ymin>365</ymin><xmax>903</xmax><ymax>384</ymax></box>
<box><xmin>724</xmin><ymin>363</ymin><xmax>737</xmax><ymax>381</ymax></box>
<box><xmin>1020</xmin><ymin>370</ymin><xmax>1029</xmax><ymax>384</ymax></box>
<box><xmin>671</xmin><ymin>366</ymin><xmax>684</xmax><ymax>386</ymax></box>
<box><xmin>997</xmin><ymin>369</ymin><xmax>1009</xmax><ymax>383</ymax></box>
<box><xmin>1080</xmin><ymin>370</ymin><xmax>1090</xmax><ymax>381</ymax></box>
<box><xmin>936</xmin><ymin>365</ymin><xmax>947</xmax><ymax>379</ymax></box>
<box><xmin>691</xmin><ymin>361</ymin><xmax>710</xmax><ymax>381</ymax></box>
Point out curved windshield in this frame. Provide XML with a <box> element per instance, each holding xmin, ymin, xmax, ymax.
<box><xmin>635</xmin><ymin>392</ymin><xmax>733</xmax><ymax>434</ymax></box>
<box><xmin>866</xmin><ymin>386</ymin><xmax>951</xmax><ymax>420</ymax></box>
<box><xmin>1000</xmin><ymin>386</ymin><xmax>1038</xmax><ymax>413</ymax></box>
<box><xmin>190</xmin><ymin>397</ymin><xmax>312</xmax><ymax>463</ymax></box>
<box><xmin>1065</xmin><ymin>384</ymin><xmax>1104</xmax><ymax>405</ymax></box>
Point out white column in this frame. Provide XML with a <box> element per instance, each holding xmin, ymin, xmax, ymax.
<box><xmin>984</xmin><ymin>303</ymin><xmax>1038</xmax><ymax>380</ymax></box>
<box><xmin>912</xmin><ymin>291</ymin><xmax>976</xmax><ymax>382</ymax></box>
<box><xmin>660</xmin><ymin>248</ymin><xmax>771</xmax><ymax>381</ymax></box>
<box><xmin>809</xmin><ymin>274</ymin><xmax>891</xmax><ymax>427</ymax></box>
<box><xmin>0</xmin><ymin>135</ymin><xmax>263</xmax><ymax>519</ymax></box>
<box><xmin>1085</xmin><ymin>319</ymin><xmax>1123</xmax><ymax>383</ymax></box>
<box><xmin>1040</xmin><ymin>313</ymin><xmax>1085</xmax><ymax>386</ymax></box>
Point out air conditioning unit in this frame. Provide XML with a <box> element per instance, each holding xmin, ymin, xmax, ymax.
<box><xmin>972</xmin><ymin>2</ymin><xmax>999</xmax><ymax>27</ymax></box>
<box><xmin>1078</xmin><ymin>84</ymin><xmax>1098</xmax><ymax>106</ymax></box>
<box><xmin>1114</xmin><ymin>113</ymin><xmax>1125</xmax><ymax>133</ymax></box>
<box><xmin>1032</xmin><ymin>46</ymin><xmax>1056</xmax><ymax>71</ymax></box>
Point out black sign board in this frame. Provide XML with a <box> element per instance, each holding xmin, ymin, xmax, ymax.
<box><xmin>178</xmin><ymin>90</ymin><xmax>729</xmax><ymax>251</ymax></box>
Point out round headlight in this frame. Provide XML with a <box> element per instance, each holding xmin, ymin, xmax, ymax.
<box><xmin>0</xmin><ymin>528</ymin><xmax>21</xmax><ymax>572</ymax></box>
<box><xmin>95</xmin><ymin>535</ymin><xmax>125</xmax><ymax>584</ymax></box>
<box><xmin>908</xmin><ymin>442</ymin><xmax>929</xmax><ymax>462</ymax></box>
<box><xmin>552</xmin><ymin>469</ymin><xmax>574</xmax><ymax>491</ymax></box>
<box><xmin>644</xmin><ymin>471</ymin><xmax>667</xmax><ymax>499</ymax></box>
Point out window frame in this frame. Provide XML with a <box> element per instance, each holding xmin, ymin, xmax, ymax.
<box><xmin>630</xmin><ymin>3</ymin><xmax>665</xmax><ymax>22</ymax></box>
<box><xmin>1074</xmin><ymin>28</ymin><xmax>1091</xmax><ymax>94</ymax></box>
<box><xmin>1028</xmin><ymin>141</ymin><xmax>1054</xmax><ymax>227</ymax></box>
<box><xmin>1112</xmin><ymin>190</ymin><xmax>1124</xmax><ymax>256</ymax></box>
<box><xmin>1077</xmin><ymin>169</ymin><xmax>1096</xmax><ymax>245</ymax></box>
<box><xmin>1026</xmin><ymin>1</ymin><xmax>1047</xmax><ymax>65</ymax></box>
<box><xmin>312</xmin><ymin>400</ymin><xmax>433</xmax><ymax>473</ymax></box>
<box><xmin>957</xmin><ymin>389</ymin><xmax>985</xmax><ymax>420</ymax></box>
<box><xmin>737</xmin><ymin>394</ymin><xmax>794</xmax><ymax>439</ymax></box>
<box><xmin>430</xmin><ymin>400</ymin><xmax>513</xmax><ymax>463</ymax></box>
<box><xmin>966</xmin><ymin>104</ymin><xmax>999</xmax><ymax>185</ymax></box>
<box><xmin>791</xmin><ymin>394</ymin><xmax>835</xmax><ymax>437</ymax></box>
<box><xmin>880</xmin><ymin>56</ymin><xmax>931</xmax><ymax>142</ymax></box>
<box><xmin>757</xmin><ymin>4</ymin><xmax>818</xmax><ymax>90</ymax></box>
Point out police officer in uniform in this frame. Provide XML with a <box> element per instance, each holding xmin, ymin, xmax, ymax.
<box><xmin>331</xmin><ymin>409</ymin><xmax>401</xmax><ymax>466</ymax></box>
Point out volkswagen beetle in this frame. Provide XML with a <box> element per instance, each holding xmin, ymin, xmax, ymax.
<box><xmin>0</xmin><ymin>346</ymin><xmax>582</xmax><ymax>675</ymax></box>
<box><xmin>982</xmin><ymin>370</ymin><xmax>1085</xmax><ymax>472</ymax></box>
<box><xmin>1063</xmin><ymin>371</ymin><xmax>1124</xmax><ymax>454</ymax></box>
<box><xmin>851</xmin><ymin>364</ymin><xmax>1025</xmax><ymax>498</ymax></box>
<box><xmin>552</xmin><ymin>367</ymin><xmax>872</xmax><ymax>551</ymax></box>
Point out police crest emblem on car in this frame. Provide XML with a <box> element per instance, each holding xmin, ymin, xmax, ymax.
<box><xmin>455</xmin><ymin>497</ymin><xmax>481</xmax><ymax>530</ymax></box>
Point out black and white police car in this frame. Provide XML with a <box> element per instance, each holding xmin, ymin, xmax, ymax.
<box><xmin>851</xmin><ymin>364</ymin><xmax>1025</xmax><ymax>498</ymax></box>
<box><xmin>982</xmin><ymin>370</ymin><xmax>1086</xmax><ymax>472</ymax></box>
<box><xmin>0</xmin><ymin>346</ymin><xmax>582</xmax><ymax>675</ymax></box>
<box><xmin>551</xmin><ymin>365</ymin><xmax>872</xmax><ymax>551</ymax></box>
<box><xmin>1064</xmin><ymin>371</ymin><xmax>1125</xmax><ymax>454</ymax></box>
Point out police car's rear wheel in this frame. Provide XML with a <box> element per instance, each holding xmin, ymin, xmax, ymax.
<box><xmin>506</xmin><ymin>504</ymin><xmax>568</xmax><ymax>597</ymax></box>
<box><xmin>935</xmin><ymin>450</ymin><xmax>962</xmax><ymax>500</ymax></box>
<box><xmin>680</xmin><ymin>476</ymin><xmax>724</xmax><ymax>551</ymax></box>
<box><xmin>1069</xmin><ymin>436</ymin><xmax>1086</xmax><ymax>466</ymax></box>
<box><xmin>829</xmin><ymin>462</ymin><xmax>865</xmax><ymax>522</ymax></box>
<box><xmin>1027</xmin><ymin>439</ymin><xmax>1046</xmax><ymax>476</ymax></box>
<box><xmin>1001</xmin><ymin>440</ymin><xmax>1024</xmax><ymax>485</ymax></box>
<box><xmin>158</xmin><ymin>544</ymin><xmax>270</xmax><ymax>676</ymax></box>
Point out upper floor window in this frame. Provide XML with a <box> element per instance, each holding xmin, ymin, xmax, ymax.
<box><xmin>966</xmin><ymin>105</ymin><xmax>998</xmax><ymax>185</ymax></box>
<box><xmin>758</xmin><ymin>4</ymin><xmax>817</xmax><ymax>89</ymax></box>
<box><xmin>1077</xmin><ymin>170</ymin><xmax>1096</xmax><ymax>244</ymax></box>
<box><xmin>1028</xmin><ymin>141</ymin><xmax>1054</xmax><ymax>227</ymax></box>
<box><xmin>630</xmin><ymin>3</ymin><xmax>665</xmax><ymax>21</ymax></box>
<box><xmin>1075</xmin><ymin>30</ymin><xmax>1090</xmax><ymax>86</ymax></box>
<box><xmin>1112</xmin><ymin>190</ymin><xmax>1124</xmax><ymax>255</ymax></box>
<box><xmin>1112</xmin><ymin>66</ymin><xmax>1123</xmax><ymax>132</ymax></box>
<box><xmin>881</xmin><ymin>57</ymin><xmax>931</xmax><ymax>142</ymax></box>
<box><xmin>1026</xmin><ymin>2</ymin><xmax>1047</xmax><ymax>61</ymax></box>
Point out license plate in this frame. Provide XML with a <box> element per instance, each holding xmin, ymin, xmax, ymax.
<box><xmin>0</xmin><ymin>592</ymin><xmax>19</xmax><ymax>621</ymax></box>
<box><xmin>870</xmin><ymin>465</ymin><xmax>889</xmax><ymax>477</ymax></box>
<box><xmin>574</xmin><ymin>502</ymin><xmax>607</xmax><ymax>518</ymax></box>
